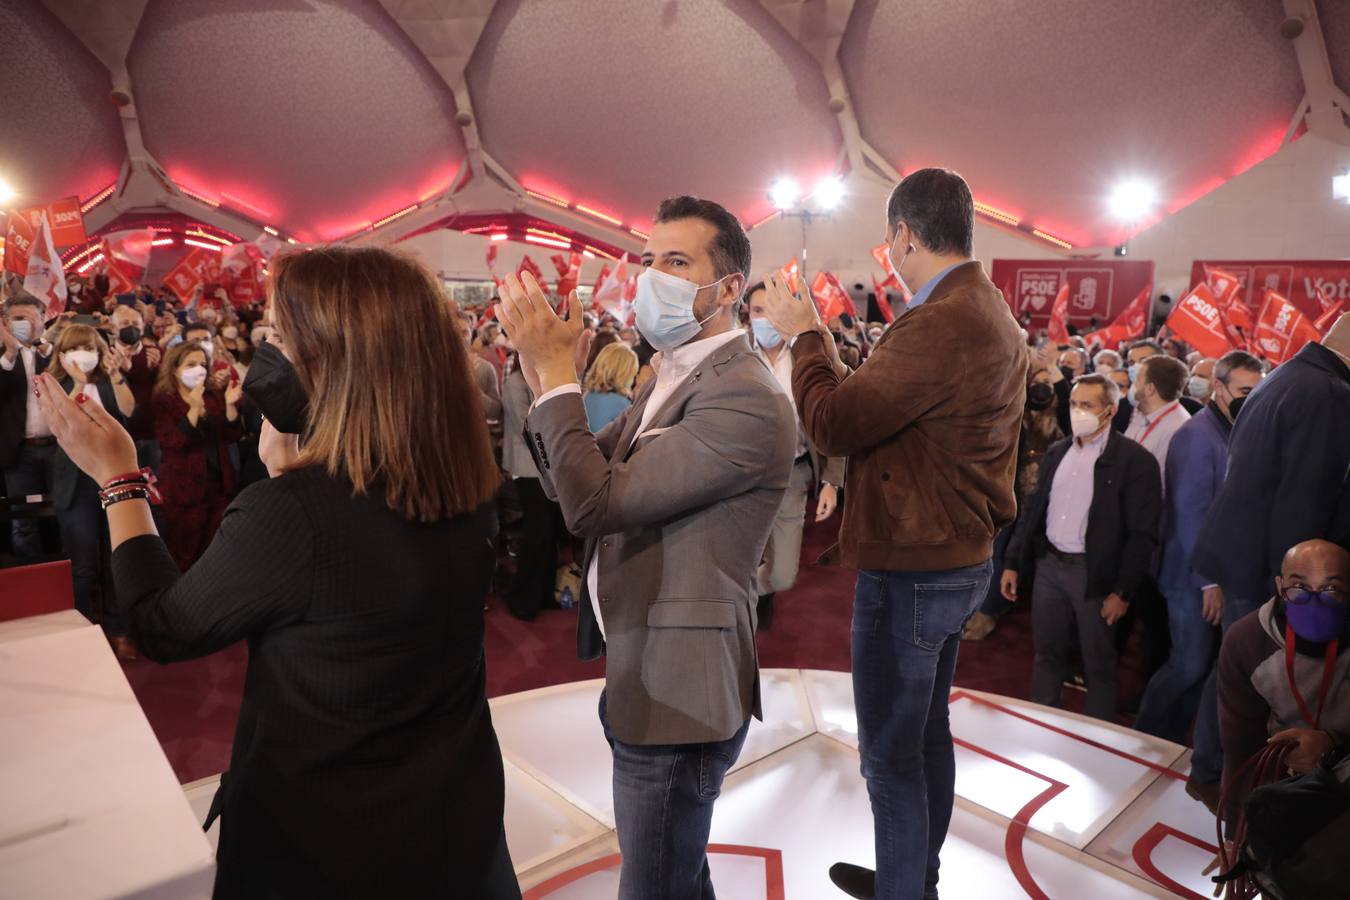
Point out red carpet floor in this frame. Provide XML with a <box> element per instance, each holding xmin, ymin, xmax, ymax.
<box><xmin>121</xmin><ymin>517</ymin><xmax>1147</xmax><ymax>784</ymax></box>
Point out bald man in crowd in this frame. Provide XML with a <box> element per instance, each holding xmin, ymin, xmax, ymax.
<box><xmin>1218</xmin><ymin>539</ymin><xmax>1350</xmax><ymax>830</ymax></box>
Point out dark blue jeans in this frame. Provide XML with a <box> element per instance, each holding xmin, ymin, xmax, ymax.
<box><xmin>599</xmin><ymin>691</ymin><xmax>750</xmax><ymax>900</ymax></box>
<box><xmin>1135</xmin><ymin>582</ymin><xmax>1217</xmax><ymax>743</ymax></box>
<box><xmin>853</xmin><ymin>560</ymin><xmax>993</xmax><ymax>900</ymax></box>
<box><xmin>1190</xmin><ymin>592</ymin><xmax>1263</xmax><ymax>783</ymax></box>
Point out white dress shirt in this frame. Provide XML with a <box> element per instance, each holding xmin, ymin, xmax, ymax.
<box><xmin>533</xmin><ymin>328</ymin><xmax>744</xmax><ymax>639</ymax></box>
<box><xmin>1124</xmin><ymin>400</ymin><xmax>1189</xmax><ymax>482</ymax></box>
<box><xmin>758</xmin><ymin>344</ymin><xmax>809</xmax><ymax>460</ymax></box>
<box><xmin>1045</xmin><ymin>425</ymin><xmax>1110</xmax><ymax>554</ymax></box>
<box><xmin>0</xmin><ymin>345</ymin><xmax>54</xmax><ymax>438</ymax></box>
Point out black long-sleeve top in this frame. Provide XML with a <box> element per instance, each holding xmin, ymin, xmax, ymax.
<box><xmin>112</xmin><ymin>467</ymin><xmax>506</xmax><ymax>899</ymax></box>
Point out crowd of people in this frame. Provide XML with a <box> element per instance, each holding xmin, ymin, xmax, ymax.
<box><xmin>2</xmin><ymin>167</ymin><xmax>1347</xmax><ymax>900</ymax></box>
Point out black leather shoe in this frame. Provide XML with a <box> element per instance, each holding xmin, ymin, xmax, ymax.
<box><xmin>756</xmin><ymin>593</ymin><xmax>776</xmax><ymax>632</ymax></box>
<box><xmin>829</xmin><ymin>862</ymin><xmax>875</xmax><ymax>898</ymax></box>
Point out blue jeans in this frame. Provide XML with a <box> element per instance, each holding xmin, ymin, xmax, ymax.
<box><xmin>853</xmin><ymin>560</ymin><xmax>993</xmax><ymax>900</ymax></box>
<box><xmin>1190</xmin><ymin>593</ymin><xmax>1263</xmax><ymax>783</ymax></box>
<box><xmin>599</xmin><ymin>691</ymin><xmax>750</xmax><ymax>900</ymax></box>
<box><xmin>1135</xmin><ymin>583</ymin><xmax>1217</xmax><ymax>742</ymax></box>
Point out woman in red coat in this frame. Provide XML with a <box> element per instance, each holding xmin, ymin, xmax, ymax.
<box><xmin>152</xmin><ymin>343</ymin><xmax>244</xmax><ymax>570</ymax></box>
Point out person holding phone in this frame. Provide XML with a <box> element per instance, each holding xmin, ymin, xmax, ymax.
<box><xmin>152</xmin><ymin>342</ymin><xmax>245</xmax><ymax>570</ymax></box>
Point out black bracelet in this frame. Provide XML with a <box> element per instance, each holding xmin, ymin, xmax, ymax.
<box><xmin>100</xmin><ymin>487</ymin><xmax>151</xmax><ymax>510</ymax></box>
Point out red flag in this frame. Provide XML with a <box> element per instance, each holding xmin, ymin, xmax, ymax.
<box><xmin>22</xmin><ymin>211</ymin><xmax>67</xmax><ymax>315</ymax></box>
<box><xmin>1046</xmin><ymin>280</ymin><xmax>1071</xmax><ymax>344</ymax></box>
<box><xmin>591</xmin><ymin>264</ymin><xmax>612</xmax><ymax>313</ymax></box>
<box><xmin>102</xmin><ymin>228</ymin><xmax>155</xmax><ymax>282</ymax></box>
<box><xmin>1313</xmin><ymin>281</ymin><xmax>1338</xmax><ymax>316</ymax></box>
<box><xmin>103</xmin><ymin>258</ymin><xmax>135</xmax><ymax>294</ymax></box>
<box><xmin>163</xmin><ymin>247</ymin><xmax>215</xmax><ymax>304</ymax></box>
<box><xmin>517</xmin><ymin>255</ymin><xmax>543</xmax><ymax>282</ymax></box>
<box><xmin>555</xmin><ymin>251</ymin><xmax>581</xmax><ymax>299</ymax></box>
<box><xmin>1083</xmin><ymin>284</ymin><xmax>1151</xmax><ymax>349</ymax></box>
<box><xmin>593</xmin><ymin>256</ymin><xmax>631</xmax><ymax>320</ymax></box>
<box><xmin>872</xmin><ymin>274</ymin><xmax>895</xmax><ymax>323</ymax></box>
<box><xmin>1314</xmin><ymin>300</ymin><xmax>1344</xmax><ymax>334</ymax></box>
<box><xmin>1253</xmin><ymin>289</ymin><xmax>1321</xmax><ymax>364</ymax></box>
<box><xmin>4</xmin><ymin>213</ymin><xmax>36</xmax><ymax>276</ymax></box>
<box><xmin>810</xmin><ymin>271</ymin><xmax>856</xmax><ymax>321</ymax></box>
<box><xmin>220</xmin><ymin>242</ymin><xmax>265</xmax><ymax>307</ymax></box>
<box><xmin>777</xmin><ymin>257</ymin><xmax>801</xmax><ymax>293</ymax></box>
<box><xmin>1204</xmin><ymin>265</ymin><xmax>1252</xmax><ymax>349</ymax></box>
<box><xmin>870</xmin><ymin>243</ymin><xmax>901</xmax><ymax>288</ymax></box>
<box><xmin>1165</xmin><ymin>284</ymin><xmax>1233</xmax><ymax>358</ymax></box>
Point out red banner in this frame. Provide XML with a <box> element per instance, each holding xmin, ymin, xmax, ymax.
<box><xmin>870</xmin><ymin>243</ymin><xmax>901</xmax><ymax>289</ymax></box>
<box><xmin>873</xmin><ymin>274</ymin><xmax>896</xmax><ymax>323</ymax></box>
<box><xmin>10</xmin><ymin>197</ymin><xmax>86</xmax><ymax>250</ymax></box>
<box><xmin>163</xmin><ymin>247</ymin><xmax>215</xmax><ymax>304</ymax></box>
<box><xmin>1164</xmin><ymin>284</ymin><xmax>1232</xmax><ymax>358</ymax></box>
<box><xmin>1202</xmin><ymin>265</ymin><xmax>1252</xmax><ymax>349</ymax></box>
<box><xmin>1252</xmin><ymin>289</ymin><xmax>1320</xmax><ymax>365</ymax></box>
<box><xmin>777</xmin><ymin>258</ymin><xmax>801</xmax><ymax>294</ymax></box>
<box><xmin>1189</xmin><ymin>260</ymin><xmax>1350</xmax><ymax>322</ymax></box>
<box><xmin>220</xmin><ymin>242</ymin><xmax>264</xmax><ymax>307</ymax></box>
<box><xmin>991</xmin><ymin>259</ymin><xmax>1156</xmax><ymax>329</ymax></box>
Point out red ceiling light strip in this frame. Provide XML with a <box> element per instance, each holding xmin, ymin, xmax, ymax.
<box><xmin>183</xmin><ymin>238</ymin><xmax>222</xmax><ymax>251</ymax></box>
<box><xmin>489</xmin><ymin>233</ymin><xmax>510</xmax><ymax>242</ymax></box>
<box><xmin>220</xmin><ymin>192</ymin><xmax>272</xmax><ymax>218</ymax></box>
<box><xmin>525</xmin><ymin>234</ymin><xmax>572</xmax><ymax>250</ymax></box>
<box><xmin>974</xmin><ymin>200</ymin><xmax>1021</xmax><ymax>227</ymax></box>
<box><xmin>179</xmin><ymin>185</ymin><xmax>220</xmax><ymax>208</ymax></box>
<box><xmin>372</xmin><ymin>204</ymin><xmax>419</xmax><ymax>229</ymax></box>
<box><xmin>584</xmin><ymin>244</ymin><xmax>616</xmax><ymax>260</ymax></box>
<box><xmin>1031</xmin><ymin>228</ymin><xmax>1074</xmax><ymax>250</ymax></box>
<box><xmin>575</xmin><ymin>204</ymin><xmax>623</xmax><ymax>227</ymax></box>
<box><xmin>628</xmin><ymin>228</ymin><xmax>650</xmax><ymax>240</ymax></box>
<box><xmin>76</xmin><ymin>252</ymin><xmax>104</xmax><ymax>273</ymax></box>
<box><xmin>150</xmin><ymin>238</ymin><xmax>175</xmax><ymax>247</ymax></box>
<box><xmin>187</xmin><ymin>229</ymin><xmax>232</xmax><ymax>246</ymax></box>
<box><xmin>79</xmin><ymin>184</ymin><xmax>117</xmax><ymax>213</ymax></box>
<box><xmin>525</xmin><ymin>189</ymin><xmax>570</xmax><ymax>209</ymax></box>
<box><xmin>263</xmin><ymin>226</ymin><xmax>278</xmax><ymax>236</ymax></box>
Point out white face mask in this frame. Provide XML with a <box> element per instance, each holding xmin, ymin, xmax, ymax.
<box><xmin>62</xmin><ymin>349</ymin><xmax>100</xmax><ymax>374</ymax></box>
<box><xmin>1187</xmin><ymin>377</ymin><xmax>1212</xmax><ymax>401</ymax></box>
<box><xmin>197</xmin><ymin>339</ymin><xmax>214</xmax><ymax>358</ymax></box>
<box><xmin>1070</xmin><ymin>407</ymin><xmax>1104</xmax><ymax>439</ymax></box>
<box><xmin>633</xmin><ymin>266</ymin><xmax>728</xmax><ymax>352</ymax></box>
<box><xmin>9</xmin><ymin>320</ymin><xmax>35</xmax><ymax>344</ymax></box>
<box><xmin>179</xmin><ymin>365</ymin><xmax>208</xmax><ymax>390</ymax></box>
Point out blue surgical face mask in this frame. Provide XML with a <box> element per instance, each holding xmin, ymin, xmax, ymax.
<box><xmin>1128</xmin><ymin>362</ymin><xmax>1141</xmax><ymax>384</ymax></box>
<box><xmin>634</xmin><ymin>266</ymin><xmax>729</xmax><ymax>352</ymax></box>
<box><xmin>9</xmin><ymin>320</ymin><xmax>35</xmax><ymax>344</ymax></box>
<box><xmin>751</xmin><ymin>317</ymin><xmax>782</xmax><ymax>349</ymax></box>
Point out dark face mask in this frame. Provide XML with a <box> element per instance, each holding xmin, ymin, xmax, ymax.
<box><xmin>242</xmin><ymin>340</ymin><xmax>310</xmax><ymax>434</ymax></box>
<box><xmin>1058</xmin><ymin>365</ymin><xmax>1076</xmax><ymax>383</ymax></box>
<box><xmin>118</xmin><ymin>326</ymin><xmax>142</xmax><ymax>345</ymax></box>
<box><xmin>1227</xmin><ymin>396</ymin><xmax>1246</xmax><ymax>422</ymax></box>
<box><xmin>1027</xmin><ymin>382</ymin><xmax>1055</xmax><ymax>410</ymax></box>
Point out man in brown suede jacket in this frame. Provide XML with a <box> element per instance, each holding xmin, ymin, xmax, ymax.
<box><xmin>762</xmin><ymin>168</ymin><xmax>1027</xmax><ymax>900</ymax></box>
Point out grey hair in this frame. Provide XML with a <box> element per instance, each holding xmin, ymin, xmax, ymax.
<box><xmin>1214</xmin><ymin>350</ymin><xmax>1264</xmax><ymax>384</ymax></box>
<box><xmin>1073</xmin><ymin>372</ymin><xmax>1121</xmax><ymax>406</ymax></box>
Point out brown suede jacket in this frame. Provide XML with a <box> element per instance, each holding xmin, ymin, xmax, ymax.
<box><xmin>791</xmin><ymin>260</ymin><xmax>1028</xmax><ymax>571</ymax></box>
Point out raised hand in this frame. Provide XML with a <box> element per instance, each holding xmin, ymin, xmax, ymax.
<box><xmin>496</xmin><ymin>272</ymin><xmax>585</xmax><ymax>395</ymax></box>
<box><xmin>34</xmin><ymin>373</ymin><xmax>138</xmax><ymax>485</ymax></box>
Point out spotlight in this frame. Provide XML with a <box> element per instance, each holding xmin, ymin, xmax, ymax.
<box><xmin>1334</xmin><ymin>170</ymin><xmax>1350</xmax><ymax>204</ymax></box>
<box><xmin>1113</xmin><ymin>243</ymin><xmax>1128</xmax><ymax>257</ymax></box>
<box><xmin>769</xmin><ymin>178</ymin><xmax>801</xmax><ymax>211</ymax></box>
<box><xmin>814</xmin><ymin>176</ymin><xmax>845</xmax><ymax>210</ymax></box>
<box><xmin>0</xmin><ymin>176</ymin><xmax>14</xmax><ymax>205</ymax></box>
<box><xmin>1108</xmin><ymin>180</ymin><xmax>1156</xmax><ymax>220</ymax></box>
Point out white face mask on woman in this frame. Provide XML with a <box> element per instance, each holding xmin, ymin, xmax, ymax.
<box><xmin>62</xmin><ymin>349</ymin><xmax>100</xmax><ymax>374</ymax></box>
<box><xmin>179</xmin><ymin>365</ymin><xmax>208</xmax><ymax>390</ymax></box>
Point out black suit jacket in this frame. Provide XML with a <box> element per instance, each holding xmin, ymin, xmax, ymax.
<box><xmin>1192</xmin><ymin>342</ymin><xmax>1350</xmax><ymax>601</ymax></box>
<box><xmin>1007</xmin><ymin>428</ymin><xmax>1162</xmax><ymax>601</ymax></box>
<box><xmin>0</xmin><ymin>347</ymin><xmax>50</xmax><ymax>469</ymax></box>
<box><xmin>111</xmin><ymin>468</ymin><xmax>507</xmax><ymax>899</ymax></box>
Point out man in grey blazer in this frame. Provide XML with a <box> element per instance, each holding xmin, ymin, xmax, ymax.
<box><xmin>497</xmin><ymin>195</ymin><xmax>795</xmax><ymax>900</ymax></box>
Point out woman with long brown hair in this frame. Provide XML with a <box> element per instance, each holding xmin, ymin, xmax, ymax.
<box><xmin>151</xmin><ymin>341</ymin><xmax>245</xmax><ymax>570</ymax></box>
<box><xmin>35</xmin><ymin>247</ymin><xmax>518</xmax><ymax>899</ymax></box>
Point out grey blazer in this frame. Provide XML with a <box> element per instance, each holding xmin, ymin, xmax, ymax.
<box><xmin>526</xmin><ymin>334</ymin><xmax>796</xmax><ymax>745</ymax></box>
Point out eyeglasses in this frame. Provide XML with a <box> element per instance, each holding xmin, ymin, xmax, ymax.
<box><xmin>1280</xmin><ymin>585</ymin><xmax>1347</xmax><ymax>607</ymax></box>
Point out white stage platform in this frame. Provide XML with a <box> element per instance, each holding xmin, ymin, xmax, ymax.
<box><xmin>184</xmin><ymin>669</ymin><xmax>1219</xmax><ymax>899</ymax></box>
